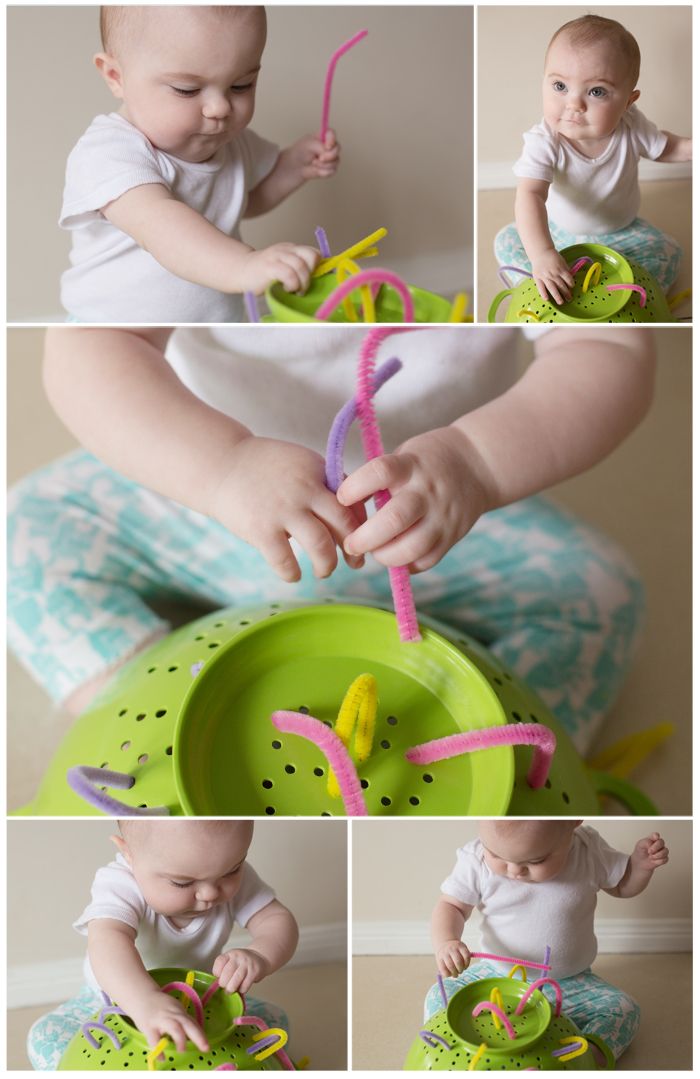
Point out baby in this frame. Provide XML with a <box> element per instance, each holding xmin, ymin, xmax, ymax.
<box><xmin>59</xmin><ymin>6</ymin><xmax>339</xmax><ymax>322</ymax></box>
<box><xmin>11</xmin><ymin>325</ymin><xmax>655</xmax><ymax>759</ymax></box>
<box><xmin>430</xmin><ymin>820</ymin><xmax>669</xmax><ymax>1061</ymax></box>
<box><xmin>27</xmin><ymin>820</ymin><xmax>298</xmax><ymax>1070</ymax></box>
<box><xmin>496</xmin><ymin>15</ymin><xmax>692</xmax><ymax>303</ymax></box>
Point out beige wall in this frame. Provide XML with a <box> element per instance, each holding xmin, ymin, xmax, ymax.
<box><xmin>478</xmin><ymin>6</ymin><xmax>692</xmax><ymax>169</ymax></box>
<box><xmin>7</xmin><ymin>819</ymin><xmax>347</xmax><ymax>966</ymax></box>
<box><xmin>7</xmin><ymin>5</ymin><xmax>473</xmax><ymax>321</ymax></box>
<box><xmin>352</xmin><ymin>819</ymin><xmax>692</xmax><ymax>925</ymax></box>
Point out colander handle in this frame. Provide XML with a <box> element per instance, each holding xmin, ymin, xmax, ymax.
<box><xmin>487</xmin><ymin>288</ymin><xmax>514</xmax><ymax>322</ymax></box>
<box><xmin>588</xmin><ymin>769</ymin><xmax>659</xmax><ymax>815</ymax></box>
<box><xmin>585</xmin><ymin>1033</ymin><xmax>616</xmax><ymax>1070</ymax></box>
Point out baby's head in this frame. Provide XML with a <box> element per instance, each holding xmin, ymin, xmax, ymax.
<box><xmin>543</xmin><ymin>16</ymin><xmax>641</xmax><ymax>142</ymax></box>
<box><xmin>479</xmin><ymin>820</ymin><xmax>582</xmax><ymax>883</ymax></box>
<box><xmin>95</xmin><ymin>6</ymin><xmax>267</xmax><ymax>162</ymax></box>
<box><xmin>113</xmin><ymin>819</ymin><xmax>254</xmax><ymax>920</ymax></box>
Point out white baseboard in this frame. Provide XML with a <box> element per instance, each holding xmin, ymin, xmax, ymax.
<box><xmin>479</xmin><ymin>159</ymin><xmax>692</xmax><ymax>191</ymax></box>
<box><xmin>353</xmin><ymin>917</ymin><xmax>691</xmax><ymax>956</ymax></box>
<box><xmin>8</xmin><ymin>922</ymin><xmax>346</xmax><ymax>1010</ymax></box>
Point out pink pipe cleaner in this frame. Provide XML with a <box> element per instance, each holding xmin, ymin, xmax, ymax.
<box><xmin>356</xmin><ymin>327</ymin><xmax>421</xmax><ymax>642</ymax></box>
<box><xmin>606</xmin><ymin>282</ymin><xmax>647</xmax><ymax>307</ymax></box>
<box><xmin>568</xmin><ymin>256</ymin><xmax>593</xmax><ymax>275</ymax></box>
<box><xmin>470</xmin><ymin>952</ymin><xmax>552</xmax><ymax>972</ymax></box>
<box><xmin>405</xmin><ymin>723</ymin><xmax>556</xmax><ymax>789</ymax></box>
<box><xmin>472</xmin><ymin>1002</ymin><xmax>516</xmax><ymax>1039</ymax></box>
<box><xmin>234</xmin><ymin>1016</ymin><xmax>295</xmax><ymax>1070</ymax></box>
<box><xmin>201</xmin><ymin>979</ymin><xmax>221</xmax><ymax>1008</ymax></box>
<box><xmin>271</xmin><ymin>710</ymin><xmax>369</xmax><ymax>815</ymax></box>
<box><xmin>514</xmin><ymin>978</ymin><xmax>563</xmax><ymax>1018</ymax></box>
<box><xmin>320</xmin><ymin>30</ymin><xmax>368</xmax><ymax>141</ymax></box>
<box><xmin>315</xmin><ymin>269</ymin><xmax>415</xmax><ymax>323</ymax></box>
<box><xmin>160</xmin><ymin>982</ymin><xmax>205</xmax><ymax>1027</ymax></box>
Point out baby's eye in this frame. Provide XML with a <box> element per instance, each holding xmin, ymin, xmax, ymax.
<box><xmin>552</xmin><ymin>81</ymin><xmax>567</xmax><ymax>93</ymax></box>
<box><xmin>230</xmin><ymin>81</ymin><xmax>255</xmax><ymax>95</ymax></box>
<box><xmin>171</xmin><ymin>87</ymin><xmax>199</xmax><ymax>97</ymax></box>
<box><xmin>589</xmin><ymin>86</ymin><xmax>608</xmax><ymax>98</ymax></box>
<box><xmin>170</xmin><ymin>879</ymin><xmax>193</xmax><ymax>888</ymax></box>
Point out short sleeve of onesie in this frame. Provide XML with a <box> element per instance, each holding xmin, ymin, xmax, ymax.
<box><xmin>623</xmin><ymin>105</ymin><xmax>668</xmax><ymax>161</ymax></box>
<box><xmin>513</xmin><ymin>121</ymin><xmax>560</xmax><ymax>183</ymax></box>
<box><xmin>575</xmin><ymin>825</ymin><xmax>629</xmax><ymax>890</ymax></box>
<box><xmin>440</xmin><ymin>840</ymin><xmax>486</xmax><ymax>907</ymax></box>
<box><xmin>73</xmin><ymin>855</ymin><xmax>149</xmax><ymax>934</ymax></box>
<box><xmin>60</xmin><ymin>115</ymin><xmax>168</xmax><ymax>228</ymax></box>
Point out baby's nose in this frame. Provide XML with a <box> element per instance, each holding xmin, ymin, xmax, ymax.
<box><xmin>196</xmin><ymin>881</ymin><xmax>220</xmax><ymax>901</ymax></box>
<box><xmin>201</xmin><ymin>91</ymin><xmax>232</xmax><ymax>120</ymax></box>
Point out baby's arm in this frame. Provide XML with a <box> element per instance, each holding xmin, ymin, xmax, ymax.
<box><xmin>604</xmin><ymin>832</ymin><xmax>669</xmax><ymax>899</ymax></box>
<box><xmin>43</xmin><ymin>327</ymin><xmax>364</xmax><ymax>582</ymax></box>
<box><xmin>514</xmin><ymin>178</ymin><xmax>574</xmax><ymax>304</ymax></box>
<box><xmin>212</xmin><ymin>900</ymin><xmax>299</xmax><ymax>993</ymax></box>
<box><xmin>431</xmin><ymin>895</ymin><xmax>473</xmax><ymax>976</ymax></box>
<box><xmin>88</xmin><ymin>919</ymin><xmax>209</xmax><ymax>1052</ymax></box>
<box><xmin>339</xmin><ymin>328</ymin><xmax>655</xmax><ymax>571</ymax></box>
<box><xmin>246</xmin><ymin>131</ymin><xmax>340</xmax><ymax>217</ymax></box>
<box><xmin>102</xmin><ymin>183</ymin><xmax>318</xmax><ymax>295</ymax></box>
<box><xmin>656</xmin><ymin>133</ymin><xmax>692</xmax><ymax>163</ymax></box>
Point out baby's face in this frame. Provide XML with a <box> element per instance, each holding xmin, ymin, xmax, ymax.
<box><xmin>99</xmin><ymin>7</ymin><xmax>267</xmax><ymax>163</ymax></box>
<box><xmin>117</xmin><ymin>820</ymin><xmax>254</xmax><ymax>920</ymax></box>
<box><xmin>542</xmin><ymin>35</ymin><xmax>640</xmax><ymax>145</ymax></box>
<box><xmin>480</xmin><ymin>821</ymin><xmax>578</xmax><ymax>883</ymax></box>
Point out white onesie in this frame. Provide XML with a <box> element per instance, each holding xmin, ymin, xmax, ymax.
<box><xmin>513</xmin><ymin>105</ymin><xmax>668</xmax><ymax>234</ymax></box>
<box><xmin>166</xmin><ymin>326</ymin><xmax>536</xmax><ymax>472</ymax></box>
<box><xmin>441</xmin><ymin>826</ymin><xmax>629</xmax><ymax>979</ymax></box>
<box><xmin>59</xmin><ymin>113</ymin><xmax>279</xmax><ymax>323</ymax></box>
<box><xmin>74</xmin><ymin>853</ymin><xmax>275</xmax><ymax>991</ymax></box>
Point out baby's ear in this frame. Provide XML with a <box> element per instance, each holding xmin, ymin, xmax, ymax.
<box><xmin>110</xmin><ymin>832</ymin><xmax>131</xmax><ymax>863</ymax></box>
<box><xmin>627</xmin><ymin>88</ymin><xmax>641</xmax><ymax>109</ymax></box>
<box><xmin>94</xmin><ymin>52</ymin><xmax>125</xmax><ymax>100</ymax></box>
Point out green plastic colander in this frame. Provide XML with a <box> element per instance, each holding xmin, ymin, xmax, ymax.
<box><xmin>264</xmin><ymin>272</ymin><xmax>454</xmax><ymax>323</ymax></box>
<box><xmin>14</xmin><ymin>601</ymin><xmax>657</xmax><ymax>818</ymax></box>
<box><xmin>59</xmin><ymin>968</ymin><xmax>294</xmax><ymax>1071</ymax></box>
<box><xmin>489</xmin><ymin>244</ymin><xmax>674</xmax><ymax>323</ymax></box>
<box><xmin>404</xmin><ymin>976</ymin><xmax>614</xmax><ymax>1070</ymax></box>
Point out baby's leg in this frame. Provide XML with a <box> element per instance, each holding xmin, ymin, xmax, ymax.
<box><xmin>558</xmin><ymin>969</ymin><xmax>640</xmax><ymax>1060</ymax></box>
<box><xmin>423</xmin><ymin>960</ymin><xmax>502</xmax><ymax>1020</ymax></box>
<box><xmin>244</xmin><ymin>994</ymin><xmax>289</xmax><ymax>1035</ymax></box>
<box><xmin>596</xmin><ymin>218</ymin><xmax>682</xmax><ymax>293</ymax></box>
<box><xmin>407</xmin><ymin>496</ymin><xmax>645</xmax><ymax>753</ymax></box>
<box><xmin>493</xmin><ymin>224</ymin><xmax>532</xmax><ymax>275</ymax></box>
<box><xmin>26</xmin><ymin>986</ymin><xmax>103</xmax><ymax>1069</ymax></box>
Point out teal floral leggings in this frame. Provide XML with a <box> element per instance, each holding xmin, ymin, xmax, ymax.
<box><xmin>8</xmin><ymin>450</ymin><xmax>645</xmax><ymax>751</ymax></box>
<box><xmin>26</xmin><ymin>985</ymin><xmax>288</xmax><ymax>1070</ymax></box>
<box><xmin>424</xmin><ymin>960</ymin><xmax>640</xmax><ymax>1060</ymax></box>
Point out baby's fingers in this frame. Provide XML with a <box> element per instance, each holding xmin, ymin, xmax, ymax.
<box><xmin>288</xmin><ymin>514</ymin><xmax>339</xmax><ymax>579</ymax></box>
<box><xmin>344</xmin><ymin>489</ymin><xmax>424</xmax><ymax>557</ymax></box>
<box><xmin>338</xmin><ymin>454</ymin><xmax>411</xmax><ymax>507</ymax></box>
<box><xmin>259</xmin><ymin>532</ymin><xmax>302</xmax><ymax>583</ymax></box>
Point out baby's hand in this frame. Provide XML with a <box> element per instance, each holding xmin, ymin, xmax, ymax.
<box><xmin>237</xmin><ymin>243</ymin><xmax>319</xmax><ymax>295</ymax></box>
<box><xmin>631</xmin><ymin>832</ymin><xmax>669</xmax><ymax>872</ymax></box>
<box><xmin>208</xmin><ymin>435</ymin><xmax>366</xmax><ymax>582</ymax></box>
<box><xmin>130</xmin><ymin>990</ymin><xmax>209</xmax><ymax>1055</ymax></box>
<box><xmin>337</xmin><ymin>427</ymin><xmax>488</xmax><ymax>572</ymax></box>
<box><xmin>436</xmin><ymin>940</ymin><xmax>471</xmax><ymax>977</ymax></box>
<box><xmin>287</xmin><ymin>130</ymin><xmax>341</xmax><ymax>180</ymax></box>
<box><xmin>213</xmin><ymin>948</ymin><xmax>269</xmax><ymax>994</ymax></box>
<box><xmin>531</xmin><ymin>249</ymin><xmax>575</xmax><ymax>305</ymax></box>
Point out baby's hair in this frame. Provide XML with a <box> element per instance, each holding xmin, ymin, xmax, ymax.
<box><xmin>99</xmin><ymin>6</ymin><xmax>264</xmax><ymax>56</ymax></box>
<box><xmin>547</xmin><ymin>15</ymin><xmax>641</xmax><ymax>87</ymax></box>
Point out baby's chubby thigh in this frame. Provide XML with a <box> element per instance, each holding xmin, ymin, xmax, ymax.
<box><xmin>558</xmin><ymin>969</ymin><xmax>640</xmax><ymax>1059</ymax></box>
<box><xmin>26</xmin><ymin>986</ymin><xmax>104</xmax><ymax>1070</ymax></box>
